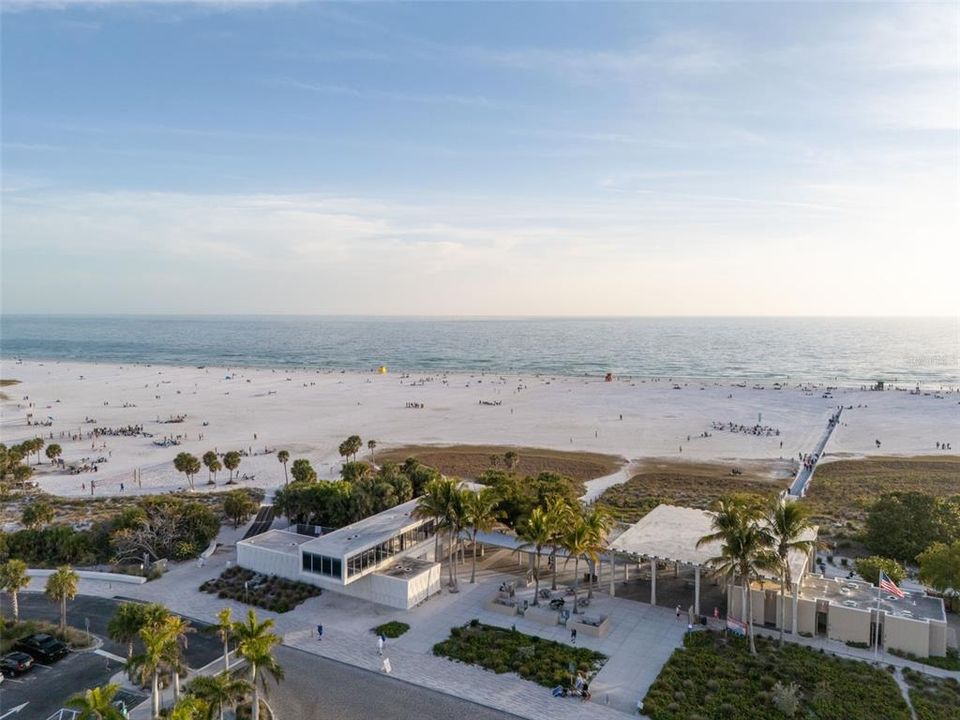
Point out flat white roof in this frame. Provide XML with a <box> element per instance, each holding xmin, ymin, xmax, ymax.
<box><xmin>610</xmin><ymin>504</ymin><xmax>814</xmax><ymax>583</ymax></box>
<box><xmin>611</xmin><ymin>505</ymin><xmax>720</xmax><ymax>566</ymax></box>
<box><xmin>301</xmin><ymin>498</ymin><xmax>426</xmax><ymax>559</ymax></box>
<box><xmin>238</xmin><ymin>529</ymin><xmax>313</xmax><ymax>556</ymax></box>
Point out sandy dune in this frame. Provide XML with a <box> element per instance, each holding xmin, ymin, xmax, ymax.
<box><xmin>1</xmin><ymin>359</ymin><xmax>957</xmax><ymax>499</ymax></box>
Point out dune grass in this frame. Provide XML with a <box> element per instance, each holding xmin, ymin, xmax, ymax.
<box><xmin>377</xmin><ymin>444</ymin><xmax>623</xmax><ymax>482</ymax></box>
<box><xmin>596</xmin><ymin>460</ymin><xmax>784</xmax><ymax>523</ymax></box>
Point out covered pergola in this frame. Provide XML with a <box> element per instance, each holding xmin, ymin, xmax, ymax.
<box><xmin>610</xmin><ymin>504</ymin><xmax>720</xmax><ymax>616</ymax></box>
<box><xmin>610</xmin><ymin>504</ymin><xmax>815</xmax><ymax>629</ymax></box>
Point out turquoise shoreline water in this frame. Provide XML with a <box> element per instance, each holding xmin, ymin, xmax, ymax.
<box><xmin>1</xmin><ymin>315</ymin><xmax>958</xmax><ymax>386</ymax></box>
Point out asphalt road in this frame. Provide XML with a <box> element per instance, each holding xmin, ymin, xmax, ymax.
<box><xmin>271</xmin><ymin>645</ymin><xmax>520</xmax><ymax>720</ymax></box>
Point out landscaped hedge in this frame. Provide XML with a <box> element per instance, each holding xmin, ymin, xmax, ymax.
<box><xmin>642</xmin><ymin>631</ymin><xmax>910</xmax><ymax>720</ymax></box>
<box><xmin>432</xmin><ymin>620</ymin><xmax>606</xmax><ymax>689</ymax></box>
<box><xmin>199</xmin><ymin>565</ymin><xmax>320</xmax><ymax>613</ymax></box>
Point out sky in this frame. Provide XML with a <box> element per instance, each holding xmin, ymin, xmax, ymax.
<box><xmin>1</xmin><ymin>1</ymin><xmax>958</xmax><ymax>316</ymax></box>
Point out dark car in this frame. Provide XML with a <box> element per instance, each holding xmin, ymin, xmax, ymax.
<box><xmin>14</xmin><ymin>633</ymin><xmax>69</xmax><ymax>663</ymax></box>
<box><xmin>0</xmin><ymin>651</ymin><xmax>35</xmax><ymax>676</ymax></box>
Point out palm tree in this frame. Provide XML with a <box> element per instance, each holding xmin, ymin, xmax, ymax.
<box><xmin>209</xmin><ymin>457</ymin><xmax>222</xmax><ymax>485</ymax></box>
<box><xmin>232</xmin><ymin>609</ymin><xmax>284</xmax><ymax>720</ymax></box>
<box><xmin>277</xmin><ymin>450</ymin><xmax>289</xmax><ymax>485</ymax></box>
<box><xmin>463</xmin><ymin>487</ymin><xmax>500</xmax><ymax>583</ymax></box>
<box><xmin>223</xmin><ymin>451</ymin><xmax>241</xmax><ymax>483</ymax></box>
<box><xmin>202</xmin><ymin>451</ymin><xmax>218</xmax><ymax>484</ymax></box>
<box><xmin>108</xmin><ymin>601</ymin><xmax>148</xmax><ymax>662</ymax></box>
<box><xmin>562</xmin><ymin>515</ymin><xmax>593</xmax><ymax>614</ymax></box>
<box><xmin>66</xmin><ymin>682</ymin><xmax>126</xmax><ymax>720</ymax></box>
<box><xmin>131</xmin><ymin>621</ymin><xmax>174</xmax><ymax>719</ymax></box>
<box><xmin>214</xmin><ymin>607</ymin><xmax>233</xmax><ymax>672</ymax></box>
<box><xmin>582</xmin><ymin>507</ymin><xmax>611</xmax><ymax>600</ymax></box>
<box><xmin>414</xmin><ymin>478</ymin><xmax>458</xmax><ymax>576</ymax></box>
<box><xmin>168</xmin><ymin>695</ymin><xmax>210</xmax><ymax>720</ymax></box>
<box><xmin>0</xmin><ymin>558</ymin><xmax>30</xmax><ymax>621</ymax></box>
<box><xmin>45</xmin><ymin>443</ymin><xmax>63</xmax><ymax>464</ymax></box>
<box><xmin>767</xmin><ymin>496</ymin><xmax>817</xmax><ymax>646</ymax></box>
<box><xmin>544</xmin><ymin>497</ymin><xmax>573</xmax><ymax>590</ymax></box>
<box><xmin>164</xmin><ymin>615</ymin><xmax>195</xmax><ymax>702</ymax></box>
<box><xmin>45</xmin><ymin>565</ymin><xmax>79</xmax><ymax>630</ymax></box>
<box><xmin>367</xmin><ymin>440</ymin><xmax>377</xmax><ymax>464</ymax></box>
<box><xmin>517</xmin><ymin>507</ymin><xmax>553</xmax><ymax>604</ymax></box>
<box><xmin>173</xmin><ymin>452</ymin><xmax>201</xmax><ymax>491</ymax></box>
<box><xmin>188</xmin><ymin>673</ymin><xmax>251</xmax><ymax>720</ymax></box>
<box><xmin>698</xmin><ymin>499</ymin><xmax>775</xmax><ymax>655</ymax></box>
<box><xmin>503</xmin><ymin>450</ymin><xmax>519</xmax><ymax>470</ymax></box>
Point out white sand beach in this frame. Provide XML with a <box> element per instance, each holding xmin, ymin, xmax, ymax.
<box><xmin>1</xmin><ymin>359</ymin><xmax>957</xmax><ymax>499</ymax></box>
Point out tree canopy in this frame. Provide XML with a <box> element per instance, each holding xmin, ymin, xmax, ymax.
<box><xmin>864</xmin><ymin>492</ymin><xmax>960</xmax><ymax>563</ymax></box>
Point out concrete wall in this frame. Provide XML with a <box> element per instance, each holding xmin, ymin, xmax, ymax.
<box><xmin>366</xmin><ymin>567</ymin><xmax>441</xmax><ymax>610</ymax></box>
<box><xmin>796</xmin><ymin>598</ymin><xmax>817</xmax><ymax>635</ymax></box>
<box><xmin>826</xmin><ymin>605</ymin><xmax>871</xmax><ymax>645</ymax></box>
<box><xmin>236</xmin><ymin>545</ymin><xmax>301</xmax><ymax>579</ymax></box>
<box><xmin>885</xmin><ymin>615</ymin><xmax>930</xmax><ymax>657</ymax></box>
<box><xmin>929</xmin><ymin>620</ymin><xmax>947</xmax><ymax>657</ymax></box>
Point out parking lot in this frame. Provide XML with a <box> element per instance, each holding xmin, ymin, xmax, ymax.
<box><xmin>1</xmin><ymin>594</ymin><xmax>220</xmax><ymax>719</ymax></box>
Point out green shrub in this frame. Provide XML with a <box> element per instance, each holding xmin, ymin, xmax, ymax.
<box><xmin>642</xmin><ymin>631</ymin><xmax>909</xmax><ymax>720</ymax></box>
<box><xmin>433</xmin><ymin>622</ymin><xmax>605</xmax><ymax>688</ymax></box>
<box><xmin>373</xmin><ymin>621</ymin><xmax>410</xmax><ymax>638</ymax></box>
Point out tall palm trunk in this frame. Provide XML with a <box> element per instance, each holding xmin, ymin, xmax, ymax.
<box><xmin>533</xmin><ymin>549</ymin><xmax>542</xmax><ymax>604</ymax></box>
<box><xmin>223</xmin><ymin>637</ymin><xmax>230</xmax><ymax>672</ymax></box>
<box><xmin>551</xmin><ymin>548</ymin><xmax>558</xmax><ymax>590</ymax></box>
<box><xmin>448</xmin><ymin>531</ymin><xmax>456</xmax><ymax>587</ymax></box>
<box><xmin>572</xmin><ymin>556</ymin><xmax>580</xmax><ymax>614</ymax></box>
<box><xmin>60</xmin><ymin>595</ymin><xmax>66</xmax><ymax>630</ymax></box>
<box><xmin>745</xmin><ymin>575</ymin><xmax>757</xmax><ymax>655</ymax></box>
<box><xmin>250</xmin><ymin>663</ymin><xmax>260</xmax><ymax>720</ymax></box>
<box><xmin>173</xmin><ymin>670</ymin><xmax>181</xmax><ymax>701</ymax></box>
<box><xmin>11</xmin><ymin>591</ymin><xmax>19</xmax><ymax>622</ymax></box>
<box><xmin>470</xmin><ymin>530</ymin><xmax>479</xmax><ymax>583</ymax></box>
<box><xmin>152</xmin><ymin>671</ymin><xmax>160</xmax><ymax>718</ymax></box>
<box><xmin>778</xmin><ymin>559</ymin><xmax>787</xmax><ymax>646</ymax></box>
<box><xmin>587</xmin><ymin>559</ymin><xmax>595</xmax><ymax>600</ymax></box>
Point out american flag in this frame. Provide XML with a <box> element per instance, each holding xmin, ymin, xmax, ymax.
<box><xmin>879</xmin><ymin>570</ymin><xmax>905</xmax><ymax>599</ymax></box>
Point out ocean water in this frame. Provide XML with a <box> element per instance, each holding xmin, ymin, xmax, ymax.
<box><xmin>1</xmin><ymin>315</ymin><xmax>958</xmax><ymax>386</ymax></box>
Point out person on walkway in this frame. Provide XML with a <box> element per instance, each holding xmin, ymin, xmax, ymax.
<box><xmin>676</xmin><ymin>605</ymin><xmax>682</xmax><ymax>621</ymax></box>
<box><xmin>570</xmin><ymin>627</ymin><xmax>577</xmax><ymax>644</ymax></box>
<box><xmin>377</xmin><ymin>633</ymin><xmax>385</xmax><ymax>656</ymax></box>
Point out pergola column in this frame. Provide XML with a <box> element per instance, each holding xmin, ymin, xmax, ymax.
<box><xmin>650</xmin><ymin>558</ymin><xmax>657</xmax><ymax>606</ymax></box>
<box><xmin>609</xmin><ymin>552</ymin><xmax>616</xmax><ymax>597</ymax></box>
<box><xmin>694</xmin><ymin>565</ymin><xmax>701</xmax><ymax>617</ymax></box>
<box><xmin>791</xmin><ymin>583</ymin><xmax>799</xmax><ymax>636</ymax></box>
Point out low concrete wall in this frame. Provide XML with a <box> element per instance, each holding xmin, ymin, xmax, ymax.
<box><xmin>28</xmin><ymin>568</ymin><xmax>147</xmax><ymax>585</ymax></box>
<box><xmin>568</xmin><ymin>615</ymin><xmax>610</xmax><ymax>638</ymax></box>
<box><xmin>486</xmin><ymin>599</ymin><xmax>519</xmax><ymax>617</ymax></box>
<box><xmin>523</xmin><ymin>605</ymin><xmax>559</xmax><ymax>626</ymax></box>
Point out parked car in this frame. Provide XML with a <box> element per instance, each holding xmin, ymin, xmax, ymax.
<box><xmin>0</xmin><ymin>651</ymin><xmax>35</xmax><ymax>676</ymax></box>
<box><xmin>15</xmin><ymin>633</ymin><xmax>69</xmax><ymax>663</ymax></box>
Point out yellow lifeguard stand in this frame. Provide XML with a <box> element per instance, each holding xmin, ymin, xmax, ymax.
<box><xmin>378</xmin><ymin>365</ymin><xmax>388</xmax><ymax>374</ymax></box>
